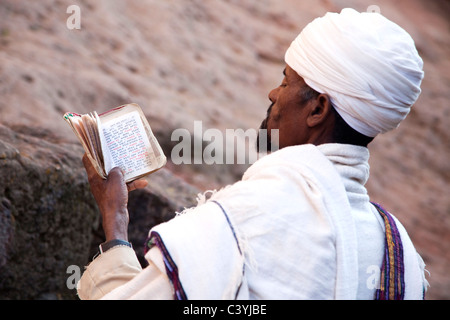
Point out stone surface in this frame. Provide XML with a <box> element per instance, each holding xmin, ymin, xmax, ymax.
<box><xmin>0</xmin><ymin>124</ymin><xmax>98</xmax><ymax>299</ymax></box>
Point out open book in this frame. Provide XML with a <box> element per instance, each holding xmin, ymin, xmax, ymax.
<box><xmin>63</xmin><ymin>103</ymin><xmax>167</xmax><ymax>182</ymax></box>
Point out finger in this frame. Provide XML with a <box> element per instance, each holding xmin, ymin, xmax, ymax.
<box><xmin>127</xmin><ymin>179</ymin><xmax>148</xmax><ymax>192</ymax></box>
<box><xmin>82</xmin><ymin>153</ymin><xmax>99</xmax><ymax>181</ymax></box>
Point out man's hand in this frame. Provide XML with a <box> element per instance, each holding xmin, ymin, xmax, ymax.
<box><xmin>82</xmin><ymin>154</ymin><xmax>148</xmax><ymax>242</ymax></box>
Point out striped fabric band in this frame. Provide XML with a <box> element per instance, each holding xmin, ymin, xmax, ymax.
<box><xmin>145</xmin><ymin>231</ymin><xmax>188</xmax><ymax>300</ymax></box>
<box><xmin>371</xmin><ymin>202</ymin><xmax>405</xmax><ymax>300</ymax></box>
<box><xmin>143</xmin><ymin>201</ymin><xmax>243</xmax><ymax>300</ymax></box>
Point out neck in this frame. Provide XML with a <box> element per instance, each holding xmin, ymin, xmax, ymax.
<box><xmin>307</xmin><ymin>128</ymin><xmax>335</xmax><ymax>146</ymax></box>
<box><xmin>317</xmin><ymin>143</ymin><xmax>371</xmax><ymax>206</ymax></box>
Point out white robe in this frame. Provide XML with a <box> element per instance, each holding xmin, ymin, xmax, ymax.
<box><xmin>77</xmin><ymin>144</ymin><xmax>428</xmax><ymax>300</ymax></box>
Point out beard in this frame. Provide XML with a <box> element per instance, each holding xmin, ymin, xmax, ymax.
<box><xmin>256</xmin><ymin>102</ymin><xmax>274</xmax><ymax>153</ymax></box>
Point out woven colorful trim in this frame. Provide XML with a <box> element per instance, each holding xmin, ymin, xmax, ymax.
<box><xmin>145</xmin><ymin>231</ymin><xmax>188</xmax><ymax>300</ymax></box>
<box><xmin>371</xmin><ymin>202</ymin><xmax>405</xmax><ymax>300</ymax></box>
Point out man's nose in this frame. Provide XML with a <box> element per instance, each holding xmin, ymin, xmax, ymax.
<box><xmin>268</xmin><ymin>87</ymin><xmax>280</xmax><ymax>103</ymax></box>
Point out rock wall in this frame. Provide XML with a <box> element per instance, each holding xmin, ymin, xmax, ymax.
<box><xmin>0</xmin><ymin>124</ymin><xmax>98</xmax><ymax>299</ymax></box>
<box><xmin>0</xmin><ymin>0</ymin><xmax>448</xmax><ymax>299</ymax></box>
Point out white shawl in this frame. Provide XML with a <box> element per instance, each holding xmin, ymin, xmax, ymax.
<box><xmin>149</xmin><ymin>144</ymin><xmax>427</xmax><ymax>299</ymax></box>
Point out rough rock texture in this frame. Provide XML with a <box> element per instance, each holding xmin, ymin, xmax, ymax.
<box><xmin>0</xmin><ymin>124</ymin><xmax>98</xmax><ymax>299</ymax></box>
<box><xmin>0</xmin><ymin>0</ymin><xmax>448</xmax><ymax>299</ymax></box>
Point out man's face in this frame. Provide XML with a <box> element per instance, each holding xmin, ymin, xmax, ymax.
<box><xmin>257</xmin><ymin>65</ymin><xmax>313</xmax><ymax>152</ymax></box>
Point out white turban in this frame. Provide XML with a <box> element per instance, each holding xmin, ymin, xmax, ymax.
<box><xmin>285</xmin><ymin>8</ymin><xmax>424</xmax><ymax>137</ymax></box>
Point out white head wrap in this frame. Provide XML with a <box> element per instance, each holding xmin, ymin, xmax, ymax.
<box><xmin>285</xmin><ymin>8</ymin><xmax>424</xmax><ymax>137</ymax></box>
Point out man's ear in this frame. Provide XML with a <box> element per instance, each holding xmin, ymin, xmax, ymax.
<box><xmin>306</xmin><ymin>94</ymin><xmax>333</xmax><ymax>127</ymax></box>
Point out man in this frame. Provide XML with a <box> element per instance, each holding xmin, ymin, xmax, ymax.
<box><xmin>77</xmin><ymin>8</ymin><xmax>428</xmax><ymax>300</ymax></box>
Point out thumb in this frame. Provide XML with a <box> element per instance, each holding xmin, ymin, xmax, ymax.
<box><xmin>108</xmin><ymin>167</ymin><xmax>126</xmax><ymax>184</ymax></box>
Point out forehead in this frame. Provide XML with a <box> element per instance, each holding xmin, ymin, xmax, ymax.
<box><xmin>285</xmin><ymin>65</ymin><xmax>306</xmax><ymax>86</ymax></box>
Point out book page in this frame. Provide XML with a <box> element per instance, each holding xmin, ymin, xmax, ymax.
<box><xmin>81</xmin><ymin>114</ymin><xmax>104</xmax><ymax>172</ymax></box>
<box><xmin>64</xmin><ymin>104</ymin><xmax>166</xmax><ymax>181</ymax></box>
<box><xmin>101</xmin><ymin>111</ymin><xmax>156</xmax><ymax>181</ymax></box>
<box><xmin>64</xmin><ymin>112</ymin><xmax>106</xmax><ymax>178</ymax></box>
